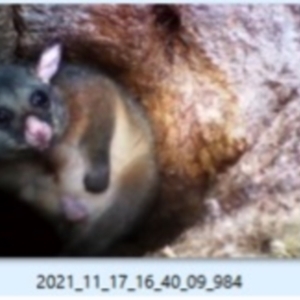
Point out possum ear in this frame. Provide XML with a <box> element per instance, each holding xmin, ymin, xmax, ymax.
<box><xmin>36</xmin><ymin>44</ymin><xmax>62</xmax><ymax>83</ymax></box>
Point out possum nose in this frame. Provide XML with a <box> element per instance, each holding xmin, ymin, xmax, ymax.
<box><xmin>25</xmin><ymin>115</ymin><xmax>53</xmax><ymax>150</ymax></box>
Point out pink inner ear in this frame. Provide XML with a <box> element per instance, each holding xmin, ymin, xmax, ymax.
<box><xmin>36</xmin><ymin>44</ymin><xmax>61</xmax><ymax>83</ymax></box>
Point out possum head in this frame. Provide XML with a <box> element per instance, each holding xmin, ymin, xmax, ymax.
<box><xmin>0</xmin><ymin>44</ymin><xmax>68</xmax><ymax>159</ymax></box>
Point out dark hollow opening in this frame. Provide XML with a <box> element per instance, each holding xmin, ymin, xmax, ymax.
<box><xmin>0</xmin><ymin>191</ymin><xmax>62</xmax><ymax>256</ymax></box>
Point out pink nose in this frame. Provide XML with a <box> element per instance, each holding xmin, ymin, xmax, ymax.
<box><xmin>25</xmin><ymin>116</ymin><xmax>53</xmax><ymax>150</ymax></box>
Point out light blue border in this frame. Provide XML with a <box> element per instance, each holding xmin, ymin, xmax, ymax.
<box><xmin>0</xmin><ymin>259</ymin><xmax>299</xmax><ymax>296</ymax></box>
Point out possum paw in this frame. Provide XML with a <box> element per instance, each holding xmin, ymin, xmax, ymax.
<box><xmin>60</xmin><ymin>195</ymin><xmax>89</xmax><ymax>222</ymax></box>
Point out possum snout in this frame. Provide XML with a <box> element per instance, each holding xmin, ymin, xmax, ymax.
<box><xmin>24</xmin><ymin>115</ymin><xmax>53</xmax><ymax>151</ymax></box>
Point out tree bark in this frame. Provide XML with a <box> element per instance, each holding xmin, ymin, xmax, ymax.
<box><xmin>1</xmin><ymin>4</ymin><xmax>300</xmax><ymax>256</ymax></box>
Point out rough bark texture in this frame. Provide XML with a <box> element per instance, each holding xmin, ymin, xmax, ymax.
<box><xmin>0</xmin><ymin>6</ymin><xmax>17</xmax><ymax>63</ymax></box>
<box><xmin>155</xmin><ymin>98</ymin><xmax>300</xmax><ymax>257</ymax></box>
<box><xmin>0</xmin><ymin>4</ymin><xmax>300</xmax><ymax>257</ymax></box>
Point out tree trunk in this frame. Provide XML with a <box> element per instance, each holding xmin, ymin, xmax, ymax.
<box><xmin>1</xmin><ymin>4</ymin><xmax>300</xmax><ymax>257</ymax></box>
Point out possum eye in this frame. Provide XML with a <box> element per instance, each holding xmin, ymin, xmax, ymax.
<box><xmin>30</xmin><ymin>90</ymin><xmax>50</xmax><ymax>109</ymax></box>
<box><xmin>0</xmin><ymin>107</ymin><xmax>14</xmax><ymax>127</ymax></box>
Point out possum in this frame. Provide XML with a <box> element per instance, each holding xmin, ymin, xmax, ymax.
<box><xmin>0</xmin><ymin>44</ymin><xmax>158</xmax><ymax>256</ymax></box>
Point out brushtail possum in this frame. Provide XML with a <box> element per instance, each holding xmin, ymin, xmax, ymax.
<box><xmin>0</xmin><ymin>44</ymin><xmax>158</xmax><ymax>256</ymax></box>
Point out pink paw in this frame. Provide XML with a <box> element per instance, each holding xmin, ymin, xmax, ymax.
<box><xmin>61</xmin><ymin>195</ymin><xmax>88</xmax><ymax>222</ymax></box>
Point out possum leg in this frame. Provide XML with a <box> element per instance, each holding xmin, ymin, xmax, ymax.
<box><xmin>83</xmin><ymin>149</ymin><xmax>110</xmax><ymax>194</ymax></box>
<box><xmin>60</xmin><ymin>155</ymin><xmax>157</xmax><ymax>256</ymax></box>
<box><xmin>82</xmin><ymin>98</ymin><xmax>115</xmax><ymax>194</ymax></box>
<box><xmin>60</xmin><ymin>195</ymin><xmax>89</xmax><ymax>222</ymax></box>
